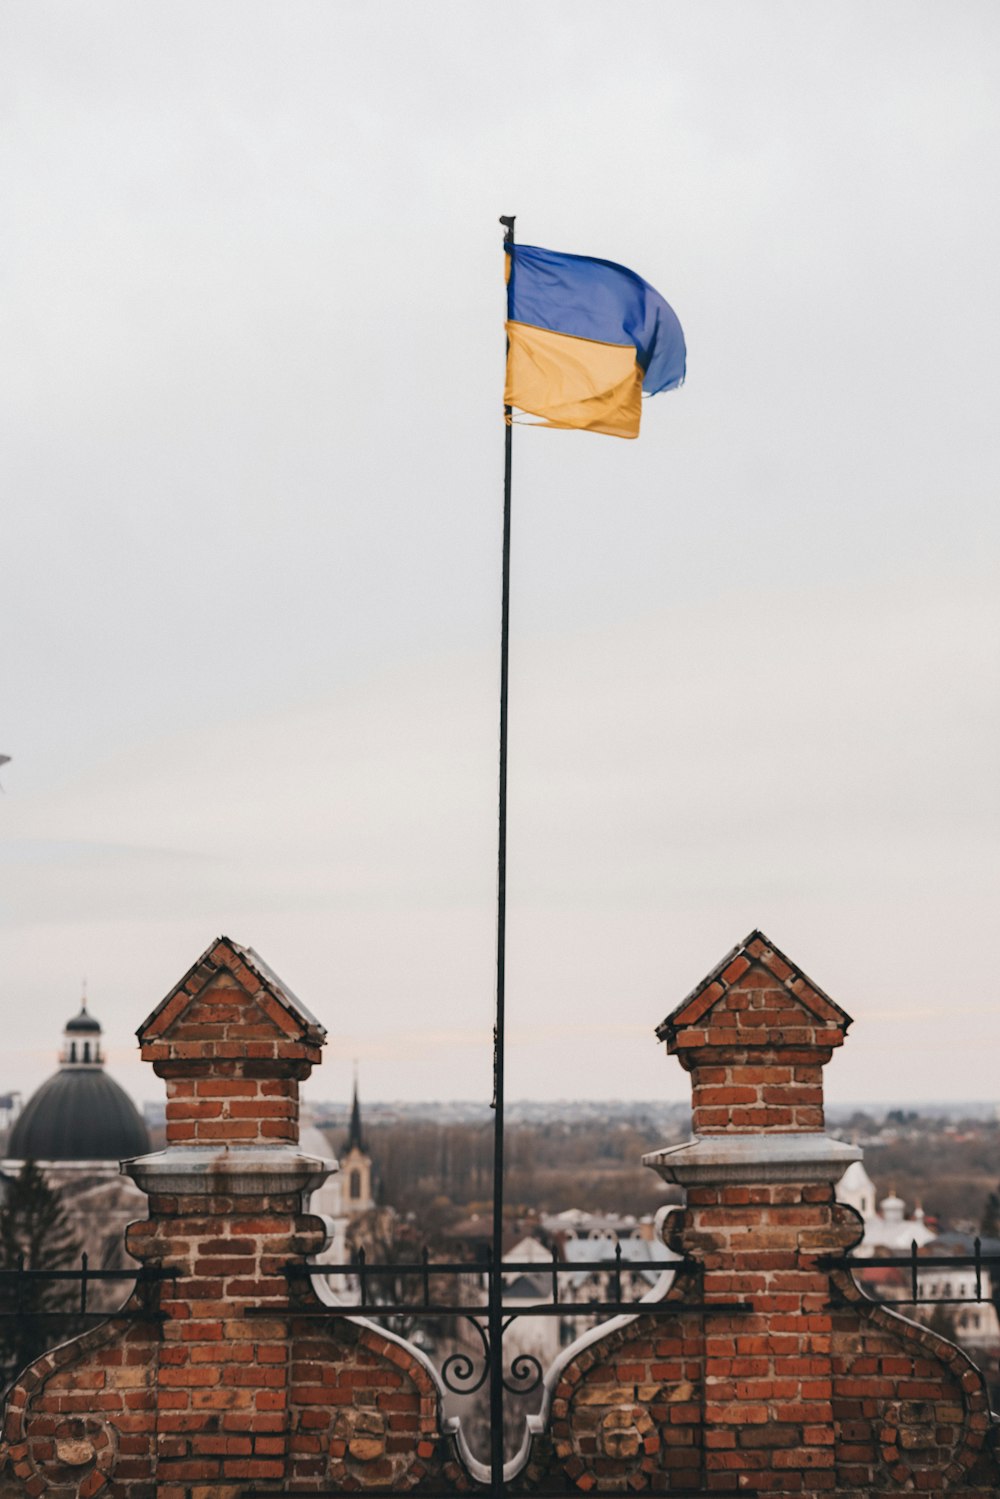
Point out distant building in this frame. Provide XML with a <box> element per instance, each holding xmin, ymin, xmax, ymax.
<box><xmin>836</xmin><ymin>1163</ymin><xmax>1000</xmax><ymax>1360</ymax></box>
<box><xmin>836</xmin><ymin>1161</ymin><xmax>934</xmax><ymax>1254</ymax></box>
<box><xmin>302</xmin><ymin>1074</ymin><xmax>377</xmax><ymax>1269</ymax></box>
<box><xmin>7</xmin><ymin>1001</ymin><xmax>149</xmax><ymax>1168</ymax></box>
<box><xmin>561</xmin><ymin>1234</ymin><xmax>676</xmax><ymax>1303</ymax></box>
<box><xmin>835</xmin><ymin>1161</ymin><xmax>878</xmax><ymax>1222</ymax></box>
<box><xmin>340</xmin><ymin>1077</ymin><xmax>375</xmax><ymax>1215</ymax></box>
<box><xmin>916</xmin><ymin>1236</ymin><xmax>1000</xmax><ymax>1355</ymax></box>
<box><xmin>540</xmin><ymin>1209</ymin><xmax>645</xmax><ymax>1244</ymax></box>
<box><xmin>3</xmin><ymin>999</ymin><xmax>150</xmax><ymax>1291</ymax></box>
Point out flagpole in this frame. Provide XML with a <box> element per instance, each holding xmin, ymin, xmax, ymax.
<box><xmin>490</xmin><ymin>210</ymin><xmax>516</xmax><ymax>1499</ymax></box>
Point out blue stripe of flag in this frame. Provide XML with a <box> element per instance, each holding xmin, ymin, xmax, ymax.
<box><xmin>507</xmin><ymin>243</ymin><xmax>686</xmax><ymax>396</ymax></box>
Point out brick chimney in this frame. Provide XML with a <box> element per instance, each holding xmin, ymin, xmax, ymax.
<box><xmin>1</xmin><ymin>937</ymin><xmax>446</xmax><ymax>1499</ymax></box>
<box><xmin>644</xmin><ymin>930</ymin><xmax>862</xmax><ymax>1490</ymax></box>
<box><xmin>123</xmin><ymin>936</ymin><xmax>333</xmax><ymax>1491</ymax></box>
<box><xmin>657</xmin><ymin>927</ymin><xmax>851</xmax><ymax>1135</ymax></box>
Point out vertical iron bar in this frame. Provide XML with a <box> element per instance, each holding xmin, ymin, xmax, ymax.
<box><xmin>490</xmin><ymin>209</ymin><xmax>516</xmax><ymax>1499</ymax></box>
<box><xmin>358</xmin><ymin>1247</ymin><xmax>367</xmax><ymax>1309</ymax></box>
<box><xmin>910</xmin><ymin>1239</ymin><xmax>918</xmax><ymax>1303</ymax></box>
<box><xmin>614</xmin><ymin>1241</ymin><xmax>622</xmax><ymax>1303</ymax></box>
<box><xmin>698</xmin><ymin>1263</ymin><xmax>708</xmax><ymax>1495</ymax></box>
<box><xmin>551</xmin><ymin>1249</ymin><xmax>559</xmax><ymax>1305</ymax></box>
<box><xmin>974</xmin><ymin>1237</ymin><xmax>982</xmax><ymax>1302</ymax></box>
<box><xmin>422</xmin><ymin>1246</ymin><xmax>430</xmax><ymax>1308</ymax></box>
<box><xmin>80</xmin><ymin>1252</ymin><xmax>88</xmax><ymax>1316</ymax></box>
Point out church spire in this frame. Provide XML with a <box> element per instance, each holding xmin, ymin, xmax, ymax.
<box><xmin>347</xmin><ymin>1063</ymin><xmax>364</xmax><ymax>1152</ymax></box>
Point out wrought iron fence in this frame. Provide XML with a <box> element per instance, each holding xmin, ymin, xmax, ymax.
<box><xmin>824</xmin><ymin>1237</ymin><xmax>1000</xmax><ymax>1306</ymax></box>
<box><xmin>0</xmin><ymin>1254</ymin><xmax>173</xmax><ymax>1321</ymax></box>
<box><xmin>257</xmin><ymin>1243</ymin><xmax>751</xmax><ymax>1398</ymax></box>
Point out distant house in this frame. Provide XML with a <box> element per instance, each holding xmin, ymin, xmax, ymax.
<box><xmin>836</xmin><ymin>1163</ymin><xmax>1000</xmax><ymax>1358</ymax></box>
<box><xmin>542</xmin><ymin>1208</ymin><xmax>639</xmax><ymax>1240</ymax></box>
<box><xmin>917</xmin><ymin>1234</ymin><xmax>1000</xmax><ymax>1355</ymax></box>
<box><xmin>502</xmin><ymin>1214</ymin><xmax>678</xmax><ymax>1352</ymax></box>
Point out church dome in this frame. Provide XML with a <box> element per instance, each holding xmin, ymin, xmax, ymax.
<box><xmin>64</xmin><ymin>1006</ymin><xmax>101</xmax><ymax>1035</ymax></box>
<box><xmin>7</xmin><ymin>999</ymin><xmax>150</xmax><ymax>1163</ymax></box>
<box><xmin>8</xmin><ymin>1071</ymin><xmax>150</xmax><ymax>1161</ymax></box>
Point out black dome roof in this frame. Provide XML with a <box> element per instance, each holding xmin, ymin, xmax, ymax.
<box><xmin>8</xmin><ymin>1069</ymin><xmax>150</xmax><ymax>1162</ymax></box>
<box><xmin>64</xmin><ymin>1006</ymin><xmax>101</xmax><ymax>1034</ymax></box>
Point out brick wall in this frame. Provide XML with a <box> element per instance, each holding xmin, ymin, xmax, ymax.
<box><xmin>1</xmin><ymin>930</ymin><xmax>998</xmax><ymax>1498</ymax></box>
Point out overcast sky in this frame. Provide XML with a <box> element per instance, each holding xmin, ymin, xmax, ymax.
<box><xmin>2</xmin><ymin>2</ymin><xmax>998</xmax><ymax>1118</ymax></box>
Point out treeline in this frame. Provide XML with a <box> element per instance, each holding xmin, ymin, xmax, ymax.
<box><xmin>863</xmin><ymin>1125</ymin><xmax>1000</xmax><ymax>1232</ymax></box>
<box><xmin>318</xmin><ymin>1113</ymin><xmax>1000</xmax><ymax>1232</ymax></box>
<box><xmin>336</xmin><ymin>1119</ymin><xmax>681</xmax><ymax>1219</ymax></box>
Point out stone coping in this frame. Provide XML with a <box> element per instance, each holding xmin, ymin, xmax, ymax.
<box><xmin>643</xmin><ymin>1131</ymin><xmax>861</xmax><ymax>1185</ymax></box>
<box><xmin>123</xmin><ymin>1143</ymin><xmax>336</xmax><ymax>1197</ymax></box>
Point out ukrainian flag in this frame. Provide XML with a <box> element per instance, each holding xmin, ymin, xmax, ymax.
<box><xmin>505</xmin><ymin>244</ymin><xmax>685</xmax><ymax>439</ymax></box>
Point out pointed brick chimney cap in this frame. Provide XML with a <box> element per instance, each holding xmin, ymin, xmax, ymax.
<box><xmin>655</xmin><ymin>928</ymin><xmax>852</xmax><ymax>1047</ymax></box>
<box><xmin>138</xmin><ymin>935</ymin><xmax>327</xmax><ymax>1045</ymax></box>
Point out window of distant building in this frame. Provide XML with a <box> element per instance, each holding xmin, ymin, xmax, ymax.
<box><xmin>349</xmin><ymin>1168</ymin><xmax>362</xmax><ymax>1200</ymax></box>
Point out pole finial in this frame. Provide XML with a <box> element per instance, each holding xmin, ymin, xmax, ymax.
<box><xmin>499</xmin><ymin>215</ymin><xmax>516</xmax><ymax>245</ymax></box>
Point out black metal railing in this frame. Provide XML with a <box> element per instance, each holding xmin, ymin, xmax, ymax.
<box><xmin>0</xmin><ymin>1254</ymin><xmax>175</xmax><ymax>1320</ymax></box>
<box><xmin>290</xmin><ymin>1240</ymin><xmax>713</xmax><ymax>1317</ymax></box>
<box><xmin>275</xmin><ymin>1244</ymin><xmax>749</xmax><ymax>1393</ymax></box>
<box><xmin>824</xmin><ymin>1237</ymin><xmax>1000</xmax><ymax>1305</ymax></box>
